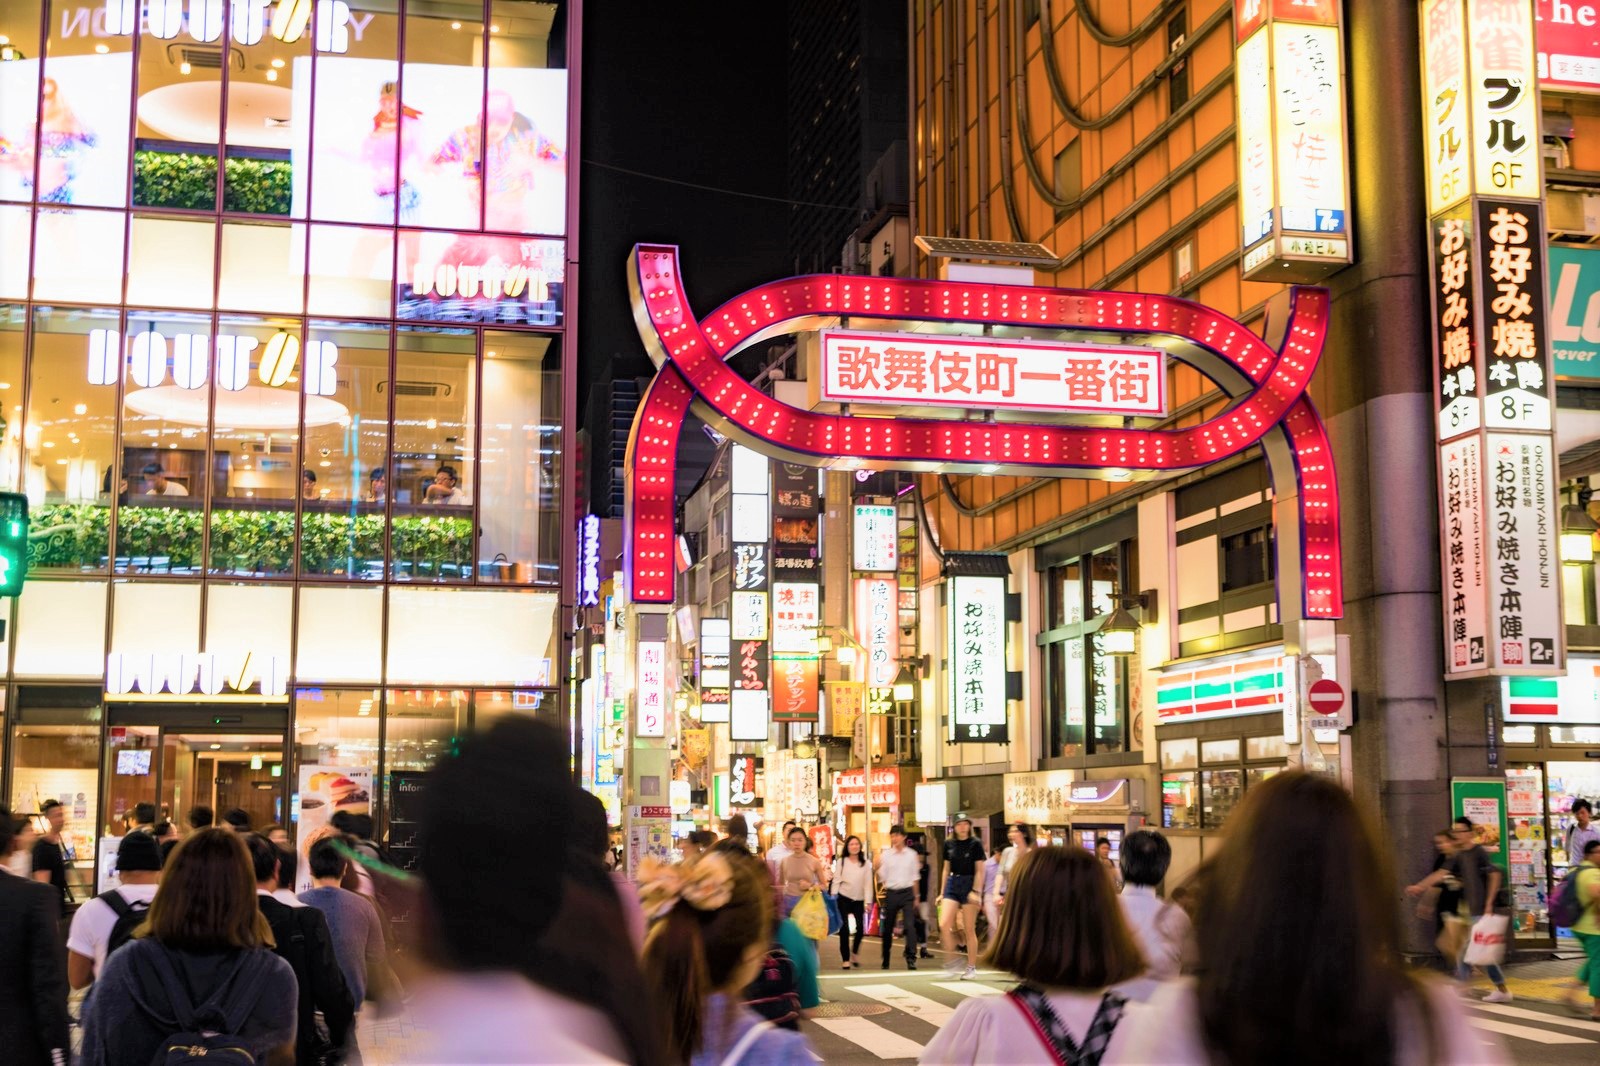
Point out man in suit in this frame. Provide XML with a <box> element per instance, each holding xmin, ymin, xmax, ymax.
<box><xmin>0</xmin><ymin>804</ymin><xmax>69</xmax><ymax>1065</ymax></box>
<box><xmin>245</xmin><ymin>832</ymin><xmax>355</xmax><ymax>1063</ymax></box>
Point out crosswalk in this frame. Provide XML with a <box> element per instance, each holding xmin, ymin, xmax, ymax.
<box><xmin>803</xmin><ymin>973</ymin><xmax>1600</xmax><ymax>1063</ymax></box>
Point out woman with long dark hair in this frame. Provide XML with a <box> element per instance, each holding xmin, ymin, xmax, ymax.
<box><xmin>78</xmin><ymin>828</ymin><xmax>297</xmax><ymax>1065</ymax></box>
<box><xmin>833</xmin><ymin>834</ymin><xmax>875</xmax><ymax>968</ymax></box>
<box><xmin>641</xmin><ymin>850</ymin><xmax>814</xmax><ymax>1065</ymax></box>
<box><xmin>1112</xmin><ymin>772</ymin><xmax>1507</xmax><ymax>1065</ymax></box>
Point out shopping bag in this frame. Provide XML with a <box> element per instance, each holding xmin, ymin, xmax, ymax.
<box><xmin>1461</xmin><ymin>914</ymin><xmax>1510</xmax><ymax>967</ymax></box>
<box><xmin>865</xmin><ymin>902</ymin><xmax>880</xmax><ymax>937</ymax></box>
<box><xmin>792</xmin><ymin>887</ymin><xmax>830</xmax><ymax>940</ymax></box>
<box><xmin>822</xmin><ymin>891</ymin><xmax>842</xmax><ymax>936</ymax></box>
<box><xmin>1436</xmin><ymin>913</ymin><xmax>1470</xmax><ymax>961</ymax></box>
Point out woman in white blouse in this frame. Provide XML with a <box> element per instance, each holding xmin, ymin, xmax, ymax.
<box><xmin>920</xmin><ymin>846</ymin><xmax>1146</xmax><ymax>1065</ymax></box>
<box><xmin>832</xmin><ymin>835</ymin><xmax>875</xmax><ymax>969</ymax></box>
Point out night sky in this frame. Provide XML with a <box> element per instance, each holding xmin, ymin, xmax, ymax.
<box><xmin>578</xmin><ymin>2</ymin><xmax>791</xmax><ymax>398</ymax></box>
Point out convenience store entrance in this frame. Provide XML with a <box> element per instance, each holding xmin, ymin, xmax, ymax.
<box><xmin>1505</xmin><ymin>759</ymin><xmax>1600</xmax><ymax>946</ymax></box>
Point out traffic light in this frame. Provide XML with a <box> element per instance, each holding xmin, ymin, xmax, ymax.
<box><xmin>0</xmin><ymin>492</ymin><xmax>27</xmax><ymax>597</ymax></box>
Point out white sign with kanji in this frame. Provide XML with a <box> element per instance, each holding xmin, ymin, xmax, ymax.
<box><xmin>948</xmin><ymin>575</ymin><xmax>1009</xmax><ymax>743</ymax></box>
<box><xmin>819</xmin><ymin>330</ymin><xmax>1165</xmax><ymax>416</ymax></box>
<box><xmin>636</xmin><ymin>641</ymin><xmax>667</xmax><ymax>738</ymax></box>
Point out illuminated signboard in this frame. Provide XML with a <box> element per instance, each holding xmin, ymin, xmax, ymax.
<box><xmin>729</xmin><ymin>754</ymin><xmax>762</xmax><ymax>807</ymax></box>
<box><xmin>853</xmin><ymin>504</ymin><xmax>898</xmax><ymax>572</ymax></box>
<box><xmin>772</xmin><ymin>655</ymin><xmax>819</xmax><ymax>723</ymax></box>
<box><xmin>636</xmin><ymin>641</ymin><xmax>666</xmax><ymax>738</ymax></box>
<box><xmin>89</xmin><ymin>329</ymin><xmax>338</xmax><ymax>396</ymax></box>
<box><xmin>1233</xmin><ymin>0</ymin><xmax>1352</xmax><ymax>282</ymax></box>
<box><xmin>772</xmin><ymin>581</ymin><xmax>820</xmax><ymax>653</ymax></box>
<box><xmin>819</xmin><ymin>330</ymin><xmax>1165</xmax><ymax>416</ymax></box>
<box><xmin>1538</xmin><ymin>1</ymin><xmax>1600</xmax><ymax>92</ymax></box>
<box><xmin>1502</xmin><ymin>657</ymin><xmax>1600</xmax><ymax>721</ymax></box>
<box><xmin>698</xmin><ymin>618</ymin><xmax>731</xmax><ymax>723</ymax></box>
<box><xmin>733</xmin><ymin>543</ymin><xmax>770</xmax><ymax>592</ymax></box>
<box><xmin>832</xmin><ymin>767</ymin><xmax>900</xmax><ymax>807</ymax></box>
<box><xmin>1549</xmin><ymin>245</ymin><xmax>1600</xmax><ymax>378</ymax></box>
<box><xmin>106</xmin><ymin>651</ymin><xmax>287</xmax><ymax>702</ymax></box>
<box><xmin>1421</xmin><ymin>0</ymin><xmax>1543</xmax><ymax>213</ymax></box>
<box><xmin>729</xmin><ymin>689</ymin><xmax>769</xmax><ymax>741</ymax></box>
<box><xmin>578</xmin><ymin>514</ymin><xmax>602</xmax><ymax>607</ymax></box>
<box><xmin>854</xmin><ymin>577</ymin><xmax>897</xmax><ymax>689</ymax></box>
<box><xmin>102</xmin><ymin>0</ymin><xmax>357</xmax><ymax>53</ymax></box>
<box><xmin>1155</xmin><ymin>652</ymin><xmax>1287</xmax><ymax>722</ymax></box>
<box><xmin>948</xmin><ymin>575</ymin><xmax>1008</xmax><ymax>742</ymax></box>
<box><xmin>731</xmin><ymin>591</ymin><xmax>769</xmax><ymax>641</ymax></box>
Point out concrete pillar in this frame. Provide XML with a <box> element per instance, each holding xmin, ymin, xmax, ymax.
<box><xmin>1326</xmin><ymin>0</ymin><xmax>1490</xmax><ymax>950</ymax></box>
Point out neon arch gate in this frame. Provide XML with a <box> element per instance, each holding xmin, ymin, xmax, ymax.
<box><xmin>622</xmin><ymin>244</ymin><xmax>1342</xmax><ymax>628</ymax></box>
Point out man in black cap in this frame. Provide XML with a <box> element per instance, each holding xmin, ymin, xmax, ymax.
<box><xmin>65</xmin><ymin>831</ymin><xmax>162</xmax><ymax>989</ymax></box>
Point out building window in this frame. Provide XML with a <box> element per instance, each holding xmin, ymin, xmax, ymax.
<box><xmin>1221</xmin><ymin>524</ymin><xmax>1274</xmax><ymax>592</ymax></box>
<box><xmin>1161</xmin><ymin>733</ymin><xmax>1286</xmax><ymax>830</ymax></box>
<box><xmin>1039</xmin><ymin>540</ymin><xmax>1135</xmax><ymax>759</ymax></box>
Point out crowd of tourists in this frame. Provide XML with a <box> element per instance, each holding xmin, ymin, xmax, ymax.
<box><xmin>3</xmin><ymin>717</ymin><xmax>1597</xmax><ymax>1064</ymax></box>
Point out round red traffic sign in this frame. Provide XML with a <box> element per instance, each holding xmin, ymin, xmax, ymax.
<box><xmin>1308</xmin><ymin>678</ymin><xmax>1346</xmax><ymax>714</ymax></box>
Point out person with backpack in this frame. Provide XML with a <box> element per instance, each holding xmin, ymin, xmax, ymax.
<box><xmin>921</xmin><ymin>845</ymin><xmax>1146</xmax><ymax>1064</ymax></box>
<box><xmin>67</xmin><ymin>831</ymin><xmax>163</xmax><ymax>989</ymax></box>
<box><xmin>246</xmin><ymin>832</ymin><xmax>355</xmax><ymax>1064</ymax></box>
<box><xmin>1561</xmin><ymin>838</ymin><xmax>1600</xmax><ymax>1020</ymax></box>
<box><xmin>78</xmin><ymin>827</ymin><xmax>298</xmax><ymax>1066</ymax></box>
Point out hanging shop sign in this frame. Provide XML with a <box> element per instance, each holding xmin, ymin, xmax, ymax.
<box><xmin>1502</xmin><ymin>657</ymin><xmax>1600</xmax><ymax>721</ymax></box>
<box><xmin>853</xmin><ymin>577</ymin><xmax>898</xmax><ymax>688</ymax></box>
<box><xmin>833</xmin><ymin>767</ymin><xmax>900</xmax><ymax>807</ymax></box>
<box><xmin>733</xmin><ymin>542</ymin><xmax>770</xmax><ymax>591</ymax></box>
<box><xmin>771</xmin><ymin>655</ymin><xmax>819</xmax><ymax>723</ymax></box>
<box><xmin>1537</xmin><ymin>1</ymin><xmax>1600</xmax><ymax>93</ymax></box>
<box><xmin>819</xmin><ymin>330</ymin><xmax>1165</xmax><ymax>416</ymax></box>
<box><xmin>729</xmin><ymin>754</ymin><xmax>762</xmax><ymax>808</ymax></box>
<box><xmin>106</xmin><ymin>650</ymin><xmax>287</xmax><ymax>702</ymax></box>
<box><xmin>729</xmin><ymin>689</ymin><xmax>769</xmax><ymax>742</ymax></box>
<box><xmin>1421</xmin><ymin>0</ymin><xmax>1543</xmax><ymax>213</ymax></box>
<box><xmin>792</xmin><ymin>759</ymin><xmax>821</xmax><ymax>816</ymax></box>
<box><xmin>1423</xmin><ymin>6</ymin><xmax>1564</xmax><ymax>678</ymax></box>
<box><xmin>772</xmin><ymin>582</ymin><xmax>820</xmax><ymax>653</ymax></box>
<box><xmin>852</xmin><ymin>504</ymin><xmax>898</xmax><ymax>572</ymax></box>
<box><xmin>1233</xmin><ymin>0</ymin><xmax>1353</xmax><ymax>281</ymax></box>
<box><xmin>1155</xmin><ymin>651</ymin><xmax>1286</xmax><ymax>723</ymax></box>
<box><xmin>1003</xmin><ymin>769</ymin><xmax>1077</xmax><ymax>826</ymax></box>
<box><xmin>636</xmin><ymin>640</ymin><xmax>667</xmax><ymax>738</ymax></box>
<box><xmin>773</xmin><ymin>463</ymin><xmax>821</xmax><ymax>516</ymax></box>
<box><xmin>1548</xmin><ymin>245</ymin><xmax>1600</xmax><ymax>378</ymax></box>
<box><xmin>948</xmin><ymin>575</ymin><xmax>1008</xmax><ymax>742</ymax></box>
<box><xmin>699</xmin><ymin>618</ymin><xmax>731</xmax><ymax>723</ymax></box>
<box><xmin>579</xmin><ymin>514</ymin><xmax>602</xmax><ymax>607</ymax></box>
<box><xmin>827</xmin><ymin>680</ymin><xmax>863</xmax><ymax>738</ymax></box>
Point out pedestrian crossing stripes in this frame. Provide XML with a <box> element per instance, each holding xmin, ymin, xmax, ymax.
<box><xmin>802</xmin><ymin>977</ymin><xmax>1600</xmax><ymax>1063</ymax></box>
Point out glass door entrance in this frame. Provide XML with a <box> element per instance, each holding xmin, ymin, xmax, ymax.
<box><xmin>104</xmin><ymin>722</ymin><xmax>287</xmax><ymax>842</ymax></box>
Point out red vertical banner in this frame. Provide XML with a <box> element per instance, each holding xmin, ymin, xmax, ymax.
<box><xmin>771</xmin><ymin>656</ymin><xmax>819</xmax><ymax>722</ymax></box>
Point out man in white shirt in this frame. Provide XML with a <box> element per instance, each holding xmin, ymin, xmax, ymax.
<box><xmin>142</xmin><ymin>464</ymin><xmax>188</xmax><ymax>496</ymax></box>
<box><xmin>423</xmin><ymin>464</ymin><xmax>469</xmax><ymax>505</ymax></box>
<box><xmin>875</xmin><ymin>824</ymin><xmax>922</xmax><ymax>970</ymax></box>
<box><xmin>1570</xmin><ymin>799</ymin><xmax>1600</xmax><ymax>868</ymax></box>
<box><xmin>1116</xmin><ymin>829</ymin><xmax>1194</xmax><ymax>1001</ymax></box>
<box><xmin>765</xmin><ymin>820</ymin><xmax>798</xmax><ymax>871</ymax></box>
<box><xmin>66</xmin><ymin>831</ymin><xmax>162</xmax><ymax>988</ymax></box>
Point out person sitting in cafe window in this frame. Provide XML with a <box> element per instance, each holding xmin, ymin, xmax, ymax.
<box><xmin>143</xmin><ymin>463</ymin><xmax>187</xmax><ymax>496</ymax></box>
<box><xmin>423</xmin><ymin>464</ymin><xmax>469</xmax><ymax>506</ymax></box>
<box><xmin>302</xmin><ymin>469</ymin><xmax>320</xmax><ymax>500</ymax></box>
<box><xmin>367</xmin><ymin>467</ymin><xmax>387</xmax><ymax>504</ymax></box>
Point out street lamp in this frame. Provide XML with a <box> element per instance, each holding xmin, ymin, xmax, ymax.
<box><xmin>1562</xmin><ymin>501</ymin><xmax>1598</xmax><ymax>564</ymax></box>
<box><xmin>892</xmin><ymin>663</ymin><xmax>917</xmax><ymax>701</ymax></box>
<box><xmin>1100</xmin><ymin>591</ymin><xmax>1157</xmax><ymax>657</ymax></box>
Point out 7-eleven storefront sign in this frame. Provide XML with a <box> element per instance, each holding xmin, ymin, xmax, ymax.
<box><xmin>1502</xmin><ymin>658</ymin><xmax>1600</xmax><ymax>724</ymax></box>
<box><xmin>1157</xmin><ymin>652</ymin><xmax>1287</xmax><ymax>723</ymax></box>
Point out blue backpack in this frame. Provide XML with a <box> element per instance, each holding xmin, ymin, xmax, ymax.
<box><xmin>1549</xmin><ymin>865</ymin><xmax>1588</xmax><ymax>929</ymax></box>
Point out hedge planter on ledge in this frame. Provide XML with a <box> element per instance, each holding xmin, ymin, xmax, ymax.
<box><xmin>27</xmin><ymin>504</ymin><xmax>473</xmax><ymax>578</ymax></box>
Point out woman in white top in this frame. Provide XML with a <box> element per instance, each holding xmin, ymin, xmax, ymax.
<box><xmin>995</xmin><ymin>822</ymin><xmax>1034</xmax><ymax>909</ymax></box>
<box><xmin>1108</xmin><ymin>771</ymin><xmax>1507</xmax><ymax>1066</ymax></box>
<box><xmin>920</xmin><ymin>845</ymin><xmax>1147</xmax><ymax>1065</ymax></box>
<box><xmin>832</xmin><ymin>835</ymin><xmax>875</xmax><ymax>968</ymax></box>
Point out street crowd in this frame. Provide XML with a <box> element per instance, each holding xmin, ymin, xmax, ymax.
<box><xmin>3</xmin><ymin>715</ymin><xmax>1599</xmax><ymax>1065</ymax></box>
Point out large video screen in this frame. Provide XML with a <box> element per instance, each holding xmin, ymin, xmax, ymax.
<box><xmin>292</xmin><ymin>57</ymin><xmax>567</xmax><ymax>237</ymax></box>
<box><xmin>0</xmin><ymin>55</ymin><xmax>133</xmax><ymax>207</ymax></box>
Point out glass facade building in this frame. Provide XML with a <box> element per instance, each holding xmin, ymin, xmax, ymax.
<box><xmin>0</xmin><ymin>1</ymin><xmax>576</xmax><ymax>892</ymax></box>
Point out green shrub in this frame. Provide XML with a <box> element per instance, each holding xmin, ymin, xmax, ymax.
<box><xmin>133</xmin><ymin>150</ymin><xmax>293</xmax><ymax>215</ymax></box>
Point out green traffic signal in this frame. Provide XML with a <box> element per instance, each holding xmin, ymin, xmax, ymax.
<box><xmin>0</xmin><ymin>492</ymin><xmax>27</xmax><ymax>597</ymax></box>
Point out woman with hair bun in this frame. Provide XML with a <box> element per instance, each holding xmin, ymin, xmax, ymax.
<box><xmin>640</xmin><ymin>850</ymin><xmax>814</xmax><ymax>1065</ymax></box>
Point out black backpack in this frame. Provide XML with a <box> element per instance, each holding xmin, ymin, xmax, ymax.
<box><xmin>140</xmin><ymin>944</ymin><xmax>276</xmax><ymax>1066</ymax></box>
<box><xmin>741</xmin><ymin>947</ymin><xmax>802</xmax><ymax>1031</ymax></box>
<box><xmin>103</xmin><ymin>889</ymin><xmax>152</xmax><ymax>960</ymax></box>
